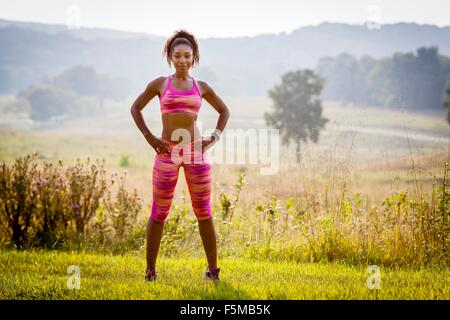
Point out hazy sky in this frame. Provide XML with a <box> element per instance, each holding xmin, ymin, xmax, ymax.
<box><xmin>0</xmin><ymin>0</ymin><xmax>449</xmax><ymax>38</ymax></box>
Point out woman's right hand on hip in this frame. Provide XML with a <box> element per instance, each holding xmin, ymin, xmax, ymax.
<box><xmin>146</xmin><ymin>134</ymin><xmax>170</xmax><ymax>155</ymax></box>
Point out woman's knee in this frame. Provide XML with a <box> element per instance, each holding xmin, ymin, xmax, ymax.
<box><xmin>193</xmin><ymin>205</ymin><xmax>212</xmax><ymax>221</ymax></box>
<box><xmin>150</xmin><ymin>210</ymin><xmax>169</xmax><ymax>223</ymax></box>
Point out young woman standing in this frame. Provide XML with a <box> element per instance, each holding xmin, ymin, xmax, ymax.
<box><xmin>130</xmin><ymin>29</ymin><xmax>230</xmax><ymax>282</ymax></box>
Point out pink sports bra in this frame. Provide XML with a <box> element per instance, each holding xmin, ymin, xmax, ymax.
<box><xmin>159</xmin><ymin>75</ymin><xmax>202</xmax><ymax>116</ymax></box>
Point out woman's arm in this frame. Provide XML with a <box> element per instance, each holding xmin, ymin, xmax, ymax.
<box><xmin>130</xmin><ymin>76</ymin><xmax>170</xmax><ymax>154</ymax></box>
<box><xmin>200</xmin><ymin>80</ymin><xmax>230</xmax><ymax>141</ymax></box>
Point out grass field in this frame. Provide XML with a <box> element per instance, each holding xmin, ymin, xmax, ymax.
<box><xmin>0</xmin><ymin>250</ymin><xmax>448</xmax><ymax>300</ymax></box>
<box><xmin>0</xmin><ymin>97</ymin><xmax>448</xmax><ymax>210</ymax></box>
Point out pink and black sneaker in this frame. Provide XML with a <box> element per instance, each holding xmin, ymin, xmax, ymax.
<box><xmin>145</xmin><ymin>268</ymin><xmax>157</xmax><ymax>282</ymax></box>
<box><xmin>203</xmin><ymin>267</ymin><xmax>220</xmax><ymax>281</ymax></box>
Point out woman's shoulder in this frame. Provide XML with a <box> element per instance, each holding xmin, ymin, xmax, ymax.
<box><xmin>195</xmin><ymin>78</ymin><xmax>214</xmax><ymax>88</ymax></box>
<box><xmin>156</xmin><ymin>75</ymin><xmax>170</xmax><ymax>83</ymax></box>
<box><xmin>147</xmin><ymin>75</ymin><xmax>168</xmax><ymax>87</ymax></box>
<box><xmin>146</xmin><ymin>76</ymin><xmax>169</xmax><ymax>93</ymax></box>
<box><xmin>195</xmin><ymin>79</ymin><xmax>215</xmax><ymax>97</ymax></box>
<box><xmin>194</xmin><ymin>78</ymin><xmax>208</xmax><ymax>86</ymax></box>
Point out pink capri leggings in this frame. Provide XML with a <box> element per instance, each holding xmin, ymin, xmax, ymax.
<box><xmin>150</xmin><ymin>137</ymin><xmax>212</xmax><ymax>222</ymax></box>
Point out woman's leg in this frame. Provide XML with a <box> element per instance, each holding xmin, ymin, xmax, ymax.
<box><xmin>198</xmin><ymin>218</ymin><xmax>217</xmax><ymax>269</ymax></box>
<box><xmin>147</xmin><ymin>153</ymin><xmax>180</xmax><ymax>270</ymax></box>
<box><xmin>183</xmin><ymin>152</ymin><xmax>217</xmax><ymax>269</ymax></box>
<box><xmin>146</xmin><ymin>217</ymin><xmax>165</xmax><ymax>270</ymax></box>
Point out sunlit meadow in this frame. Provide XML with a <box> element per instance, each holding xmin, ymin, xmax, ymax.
<box><xmin>1</xmin><ymin>97</ymin><xmax>449</xmax><ymax>299</ymax></box>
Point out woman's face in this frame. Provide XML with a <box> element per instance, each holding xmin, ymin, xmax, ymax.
<box><xmin>170</xmin><ymin>44</ymin><xmax>194</xmax><ymax>70</ymax></box>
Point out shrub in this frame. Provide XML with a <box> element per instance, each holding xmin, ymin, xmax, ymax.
<box><xmin>118</xmin><ymin>152</ymin><xmax>130</xmax><ymax>167</ymax></box>
<box><xmin>65</xmin><ymin>158</ymin><xmax>108</xmax><ymax>235</ymax></box>
<box><xmin>104</xmin><ymin>171</ymin><xmax>141</xmax><ymax>240</ymax></box>
<box><xmin>0</xmin><ymin>153</ymin><xmax>39</xmax><ymax>249</ymax></box>
<box><xmin>0</xmin><ymin>154</ymin><xmax>142</xmax><ymax>251</ymax></box>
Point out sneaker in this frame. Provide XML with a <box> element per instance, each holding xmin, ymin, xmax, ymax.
<box><xmin>145</xmin><ymin>268</ymin><xmax>157</xmax><ymax>282</ymax></box>
<box><xmin>203</xmin><ymin>267</ymin><xmax>220</xmax><ymax>281</ymax></box>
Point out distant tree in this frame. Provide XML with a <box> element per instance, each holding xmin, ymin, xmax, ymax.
<box><xmin>264</xmin><ymin>69</ymin><xmax>329</xmax><ymax>163</ymax></box>
<box><xmin>317</xmin><ymin>54</ymin><xmax>362</xmax><ymax>105</ymax></box>
<box><xmin>18</xmin><ymin>85</ymin><xmax>78</xmax><ymax>122</ymax></box>
<box><xmin>18</xmin><ymin>85</ymin><xmax>100</xmax><ymax>122</ymax></box>
<box><xmin>317</xmin><ymin>47</ymin><xmax>450</xmax><ymax>112</ymax></box>
<box><xmin>443</xmin><ymin>84</ymin><xmax>450</xmax><ymax>124</ymax></box>
<box><xmin>373</xmin><ymin>47</ymin><xmax>450</xmax><ymax>110</ymax></box>
<box><xmin>53</xmin><ymin>65</ymin><xmax>102</xmax><ymax>96</ymax></box>
<box><xmin>52</xmin><ymin>65</ymin><xmax>131</xmax><ymax>105</ymax></box>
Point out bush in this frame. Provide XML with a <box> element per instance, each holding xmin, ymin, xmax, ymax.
<box><xmin>118</xmin><ymin>152</ymin><xmax>130</xmax><ymax>167</ymax></box>
<box><xmin>0</xmin><ymin>154</ymin><xmax>38</xmax><ymax>248</ymax></box>
<box><xmin>0</xmin><ymin>153</ymin><xmax>142</xmax><ymax>250</ymax></box>
<box><xmin>104</xmin><ymin>171</ymin><xmax>141</xmax><ymax>239</ymax></box>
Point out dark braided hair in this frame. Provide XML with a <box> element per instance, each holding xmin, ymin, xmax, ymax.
<box><xmin>162</xmin><ymin>29</ymin><xmax>200</xmax><ymax>68</ymax></box>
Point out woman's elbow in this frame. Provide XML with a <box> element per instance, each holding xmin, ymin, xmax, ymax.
<box><xmin>130</xmin><ymin>104</ymin><xmax>140</xmax><ymax>115</ymax></box>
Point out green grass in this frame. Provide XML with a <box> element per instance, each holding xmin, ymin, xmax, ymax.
<box><xmin>0</xmin><ymin>250</ymin><xmax>448</xmax><ymax>300</ymax></box>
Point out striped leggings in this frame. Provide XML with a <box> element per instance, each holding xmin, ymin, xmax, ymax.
<box><xmin>150</xmin><ymin>137</ymin><xmax>212</xmax><ymax>222</ymax></box>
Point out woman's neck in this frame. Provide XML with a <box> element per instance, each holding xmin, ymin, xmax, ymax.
<box><xmin>173</xmin><ymin>71</ymin><xmax>190</xmax><ymax>80</ymax></box>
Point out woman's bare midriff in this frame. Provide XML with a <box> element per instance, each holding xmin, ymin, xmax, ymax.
<box><xmin>161</xmin><ymin>113</ymin><xmax>201</xmax><ymax>143</ymax></box>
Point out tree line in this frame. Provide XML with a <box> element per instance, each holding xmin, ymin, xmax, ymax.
<box><xmin>265</xmin><ymin>48</ymin><xmax>450</xmax><ymax>163</ymax></box>
<box><xmin>316</xmin><ymin>47</ymin><xmax>450</xmax><ymax>115</ymax></box>
<box><xmin>15</xmin><ymin>66</ymin><xmax>131</xmax><ymax>122</ymax></box>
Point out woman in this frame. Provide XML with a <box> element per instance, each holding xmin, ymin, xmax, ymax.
<box><xmin>130</xmin><ymin>30</ymin><xmax>230</xmax><ymax>282</ymax></box>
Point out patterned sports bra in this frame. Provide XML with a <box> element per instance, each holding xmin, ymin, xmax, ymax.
<box><xmin>159</xmin><ymin>75</ymin><xmax>202</xmax><ymax>116</ymax></box>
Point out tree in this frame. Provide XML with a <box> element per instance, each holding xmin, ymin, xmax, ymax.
<box><xmin>18</xmin><ymin>85</ymin><xmax>101</xmax><ymax>122</ymax></box>
<box><xmin>52</xmin><ymin>65</ymin><xmax>131</xmax><ymax>105</ymax></box>
<box><xmin>317</xmin><ymin>47</ymin><xmax>450</xmax><ymax>112</ymax></box>
<box><xmin>264</xmin><ymin>69</ymin><xmax>329</xmax><ymax>163</ymax></box>
<box><xmin>443</xmin><ymin>85</ymin><xmax>450</xmax><ymax>124</ymax></box>
<box><xmin>53</xmin><ymin>65</ymin><xmax>102</xmax><ymax>97</ymax></box>
<box><xmin>18</xmin><ymin>85</ymin><xmax>78</xmax><ymax>122</ymax></box>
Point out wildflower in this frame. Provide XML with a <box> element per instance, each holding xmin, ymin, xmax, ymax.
<box><xmin>36</xmin><ymin>178</ymin><xmax>43</xmax><ymax>187</ymax></box>
<box><xmin>399</xmin><ymin>192</ymin><xmax>407</xmax><ymax>202</ymax></box>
